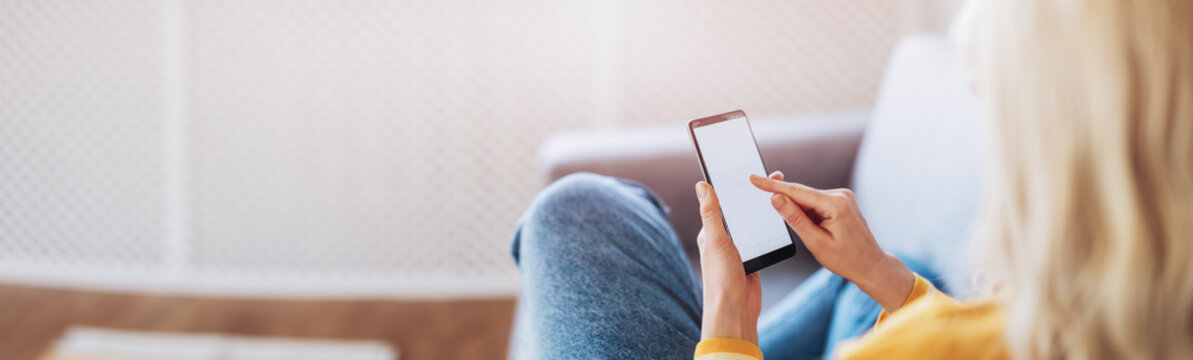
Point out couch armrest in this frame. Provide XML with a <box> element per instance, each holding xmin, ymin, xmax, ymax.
<box><xmin>536</xmin><ymin>109</ymin><xmax>870</xmax><ymax>250</ymax></box>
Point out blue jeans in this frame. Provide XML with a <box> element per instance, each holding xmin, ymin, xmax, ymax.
<box><xmin>510</xmin><ymin>173</ymin><xmax>944</xmax><ymax>359</ymax></box>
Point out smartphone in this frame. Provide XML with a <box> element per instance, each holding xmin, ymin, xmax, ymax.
<box><xmin>688</xmin><ymin>110</ymin><xmax>797</xmax><ymax>274</ymax></box>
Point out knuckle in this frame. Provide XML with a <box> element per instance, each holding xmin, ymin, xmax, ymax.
<box><xmin>784</xmin><ymin>182</ymin><xmax>801</xmax><ymax>193</ymax></box>
<box><xmin>699</xmin><ymin>204</ymin><xmax>718</xmax><ymax>218</ymax></box>
<box><xmin>696</xmin><ymin>230</ymin><xmax>708</xmax><ymax>246</ymax></box>
<box><xmin>832</xmin><ymin>194</ymin><xmax>851</xmax><ymax>208</ymax></box>
<box><xmin>840</xmin><ymin>188</ymin><xmax>855</xmax><ymax>200</ymax></box>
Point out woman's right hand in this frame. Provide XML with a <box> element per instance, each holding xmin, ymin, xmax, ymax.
<box><xmin>749</xmin><ymin>174</ymin><xmax>916</xmax><ymax>312</ymax></box>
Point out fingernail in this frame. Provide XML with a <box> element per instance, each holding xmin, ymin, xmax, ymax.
<box><xmin>696</xmin><ymin>183</ymin><xmax>707</xmax><ymax>199</ymax></box>
<box><xmin>749</xmin><ymin>174</ymin><xmax>763</xmax><ymax>181</ymax></box>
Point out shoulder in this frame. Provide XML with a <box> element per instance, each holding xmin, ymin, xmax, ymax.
<box><xmin>833</xmin><ymin>297</ymin><xmax>1008</xmax><ymax>360</ymax></box>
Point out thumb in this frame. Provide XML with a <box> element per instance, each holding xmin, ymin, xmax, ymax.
<box><xmin>695</xmin><ymin>181</ymin><xmax>727</xmax><ymax>238</ymax></box>
<box><xmin>694</xmin><ymin>181</ymin><xmax>743</xmax><ymax>265</ymax></box>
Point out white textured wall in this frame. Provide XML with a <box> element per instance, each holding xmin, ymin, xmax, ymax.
<box><xmin>0</xmin><ymin>0</ymin><xmax>922</xmax><ymax>297</ymax></box>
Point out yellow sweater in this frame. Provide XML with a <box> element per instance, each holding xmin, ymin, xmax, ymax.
<box><xmin>694</xmin><ymin>274</ymin><xmax>1008</xmax><ymax>360</ymax></box>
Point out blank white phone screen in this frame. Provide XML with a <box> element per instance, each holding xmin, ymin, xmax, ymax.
<box><xmin>694</xmin><ymin>116</ymin><xmax>791</xmax><ymax>261</ymax></box>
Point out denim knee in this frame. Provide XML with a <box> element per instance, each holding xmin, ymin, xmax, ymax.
<box><xmin>533</xmin><ymin>172</ymin><xmax>625</xmax><ymax>215</ymax></box>
<box><xmin>510</xmin><ymin>172</ymin><xmax>669</xmax><ymax>264</ymax></box>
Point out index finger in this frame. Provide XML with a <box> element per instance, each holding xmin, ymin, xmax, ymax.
<box><xmin>748</xmin><ymin>174</ymin><xmax>834</xmax><ymax>210</ymax></box>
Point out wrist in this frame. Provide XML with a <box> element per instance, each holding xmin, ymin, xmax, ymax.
<box><xmin>852</xmin><ymin>253</ymin><xmax>916</xmax><ymax>312</ymax></box>
<box><xmin>701</xmin><ymin>298</ymin><xmax>757</xmax><ymax>342</ymax></box>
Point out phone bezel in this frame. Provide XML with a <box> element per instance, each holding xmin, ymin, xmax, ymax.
<box><xmin>688</xmin><ymin>110</ymin><xmax>797</xmax><ymax>274</ymax></box>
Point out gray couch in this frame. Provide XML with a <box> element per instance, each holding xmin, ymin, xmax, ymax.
<box><xmin>535</xmin><ymin>34</ymin><xmax>984</xmax><ymax>309</ymax></box>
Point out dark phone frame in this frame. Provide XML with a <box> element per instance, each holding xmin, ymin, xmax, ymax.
<box><xmin>687</xmin><ymin>110</ymin><xmax>797</xmax><ymax>274</ymax></box>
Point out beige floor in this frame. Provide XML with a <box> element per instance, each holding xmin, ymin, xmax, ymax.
<box><xmin>0</xmin><ymin>283</ymin><xmax>514</xmax><ymax>360</ymax></box>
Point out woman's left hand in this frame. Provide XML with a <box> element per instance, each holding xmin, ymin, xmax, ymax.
<box><xmin>693</xmin><ymin>171</ymin><xmax>784</xmax><ymax>343</ymax></box>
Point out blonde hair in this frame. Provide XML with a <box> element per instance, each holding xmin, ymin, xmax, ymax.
<box><xmin>952</xmin><ymin>0</ymin><xmax>1193</xmax><ymax>358</ymax></box>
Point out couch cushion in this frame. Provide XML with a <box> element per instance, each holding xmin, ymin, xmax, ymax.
<box><xmin>850</xmin><ymin>34</ymin><xmax>983</xmax><ymax>295</ymax></box>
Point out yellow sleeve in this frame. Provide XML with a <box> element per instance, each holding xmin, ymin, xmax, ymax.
<box><xmin>833</xmin><ymin>274</ymin><xmax>1009</xmax><ymax>359</ymax></box>
<box><xmin>693</xmin><ymin>338</ymin><xmax>763</xmax><ymax>360</ymax></box>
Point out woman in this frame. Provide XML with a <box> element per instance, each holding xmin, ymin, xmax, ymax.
<box><xmin>510</xmin><ymin>0</ymin><xmax>1193</xmax><ymax>358</ymax></box>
